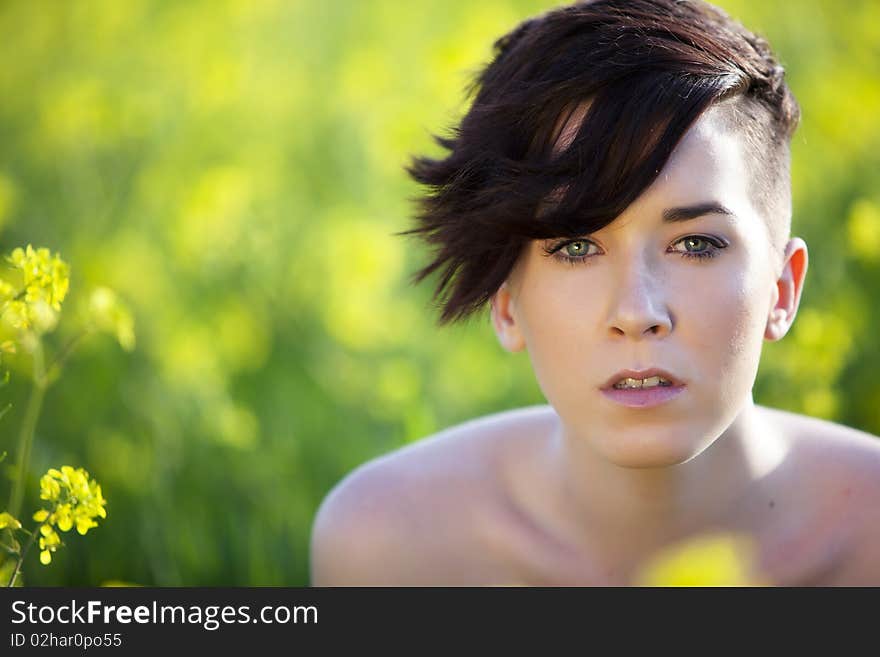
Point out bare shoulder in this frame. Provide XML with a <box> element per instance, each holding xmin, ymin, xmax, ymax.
<box><xmin>759</xmin><ymin>405</ymin><xmax>880</xmax><ymax>584</ymax></box>
<box><xmin>309</xmin><ymin>404</ymin><xmax>555</xmax><ymax>586</ymax></box>
<box><xmin>760</xmin><ymin>404</ymin><xmax>880</xmax><ymax>495</ymax></box>
<box><xmin>760</xmin><ymin>404</ymin><xmax>880</xmax><ymax>471</ymax></box>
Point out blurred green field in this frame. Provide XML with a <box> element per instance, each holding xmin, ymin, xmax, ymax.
<box><xmin>0</xmin><ymin>0</ymin><xmax>877</xmax><ymax>585</ymax></box>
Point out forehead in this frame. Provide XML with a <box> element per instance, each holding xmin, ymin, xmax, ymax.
<box><xmin>548</xmin><ymin>99</ymin><xmax>758</xmax><ymax>219</ymax></box>
<box><xmin>551</xmin><ymin>101</ymin><xmax>756</xmax><ymax>226</ymax></box>
<box><xmin>652</xmin><ymin>103</ymin><xmax>755</xmax><ymax>212</ymax></box>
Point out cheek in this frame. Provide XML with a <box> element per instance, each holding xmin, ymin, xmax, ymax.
<box><xmin>678</xmin><ymin>265</ymin><xmax>769</xmax><ymax>396</ymax></box>
<box><xmin>515</xmin><ymin>271</ymin><xmax>600</xmax><ymax>398</ymax></box>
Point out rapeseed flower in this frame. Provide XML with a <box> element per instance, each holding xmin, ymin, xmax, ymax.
<box><xmin>32</xmin><ymin>466</ymin><xmax>107</xmax><ymax>565</ymax></box>
<box><xmin>0</xmin><ymin>511</ymin><xmax>21</xmax><ymax>530</ymax></box>
<box><xmin>9</xmin><ymin>245</ymin><xmax>69</xmax><ymax>310</ymax></box>
<box><xmin>0</xmin><ymin>244</ymin><xmax>70</xmax><ymax>333</ymax></box>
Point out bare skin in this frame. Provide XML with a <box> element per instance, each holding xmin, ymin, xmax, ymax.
<box><xmin>310</xmin><ymin>403</ymin><xmax>880</xmax><ymax>586</ymax></box>
<box><xmin>310</xmin><ymin>100</ymin><xmax>880</xmax><ymax>586</ymax></box>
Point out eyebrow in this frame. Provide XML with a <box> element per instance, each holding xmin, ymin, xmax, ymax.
<box><xmin>662</xmin><ymin>202</ymin><xmax>735</xmax><ymax>223</ymax></box>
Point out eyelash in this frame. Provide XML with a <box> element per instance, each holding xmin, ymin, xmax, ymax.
<box><xmin>543</xmin><ymin>235</ymin><xmax>728</xmax><ymax>267</ymax></box>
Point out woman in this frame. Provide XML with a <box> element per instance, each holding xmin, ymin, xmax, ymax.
<box><xmin>310</xmin><ymin>0</ymin><xmax>880</xmax><ymax>585</ymax></box>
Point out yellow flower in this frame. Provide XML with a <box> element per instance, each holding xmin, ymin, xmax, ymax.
<box><xmin>38</xmin><ymin>525</ymin><xmax>62</xmax><ymax>565</ymax></box>
<box><xmin>3</xmin><ymin>300</ymin><xmax>31</xmax><ymax>330</ymax></box>
<box><xmin>635</xmin><ymin>532</ymin><xmax>767</xmax><ymax>587</ymax></box>
<box><xmin>32</xmin><ymin>466</ymin><xmax>107</xmax><ymax>565</ymax></box>
<box><xmin>0</xmin><ymin>244</ymin><xmax>70</xmax><ymax>334</ymax></box>
<box><xmin>0</xmin><ymin>279</ymin><xmax>15</xmax><ymax>302</ymax></box>
<box><xmin>0</xmin><ymin>511</ymin><xmax>21</xmax><ymax>530</ymax></box>
<box><xmin>9</xmin><ymin>245</ymin><xmax>69</xmax><ymax>307</ymax></box>
<box><xmin>55</xmin><ymin>503</ymin><xmax>73</xmax><ymax>532</ymax></box>
<box><xmin>39</xmin><ymin>471</ymin><xmax>62</xmax><ymax>502</ymax></box>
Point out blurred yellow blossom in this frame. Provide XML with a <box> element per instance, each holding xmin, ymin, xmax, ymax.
<box><xmin>9</xmin><ymin>245</ymin><xmax>69</xmax><ymax>310</ymax></box>
<box><xmin>635</xmin><ymin>532</ymin><xmax>767</xmax><ymax>587</ymax></box>
<box><xmin>0</xmin><ymin>511</ymin><xmax>22</xmax><ymax>530</ymax></box>
<box><xmin>847</xmin><ymin>199</ymin><xmax>880</xmax><ymax>262</ymax></box>
<box><xmin>0</xmin><ymin>244</ymin><xmax>70</xmax><ymax>334</ymax></box>
<box><xmin>0</xmin><ymin>279</ymin><xmax>15</xmax><ymax>302</ymax></box>
<box><xmin>86</xmin><ymin>286</ymin><xmax>135</xmax><ymax>351</ymax></box>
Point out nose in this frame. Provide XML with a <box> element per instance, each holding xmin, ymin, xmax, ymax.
<box><xmin>606</xmin><ymin>260</ymin><xmax>673</xmax><ymax>339</ymax></box>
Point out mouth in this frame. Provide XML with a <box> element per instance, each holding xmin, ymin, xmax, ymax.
<box><xmin>601</xmin><ymin>368</ymin><xmax>684</xmax><ymax>390</ymax></box>
<box><xmin>600</xmin><ymin>368</ymin><xmax>686</xmax><ymax>409</ymax></box>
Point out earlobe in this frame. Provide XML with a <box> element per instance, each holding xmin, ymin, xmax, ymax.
<box><xmin>764</xmin><ymin>238</ymin><xmax>809</xmax><ymax>342</ymax></box>
<box><xmin>490</xmin><ymin>282</ymin><xmax>526</xmax><ymax>353</ymax></box>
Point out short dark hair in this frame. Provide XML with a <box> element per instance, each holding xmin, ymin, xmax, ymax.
<box><xmin>398</xmin><ymin>0</ymin><xmax>800</xmax><ymax>325</ymax></box>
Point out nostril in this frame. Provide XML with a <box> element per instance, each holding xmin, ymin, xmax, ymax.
<box><xmin>609</xmin><ymin>317</ymin><xmax>672</xmax><ymax>338</ymax></box>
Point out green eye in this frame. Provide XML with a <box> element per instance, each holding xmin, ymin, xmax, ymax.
<box><xmin>683</xmin><ymin>237</ymin><xmax>709</xmax><ymax>252</ymax></box>
<box><xmin>671</xmin><ymin>235</ymin><xmax>727</xmax><ymax>261</ymax></box>
<box><xmin>563</xmin><ymin>241</ymin><xmax>592</xmax><ymax>257</ymax></box>
<box><xmin>541</xmin><ymin>238</ymin><xmax>601</xmax><ymax>267</ymax></box>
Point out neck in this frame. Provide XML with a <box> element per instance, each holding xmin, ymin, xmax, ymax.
<box><xmin>546</xmin><ymin>396</ymin><xmax>789</xmax><ymax>555</ymax></box>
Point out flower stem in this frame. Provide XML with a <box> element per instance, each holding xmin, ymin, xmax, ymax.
<box><xmin>7</xmin><ymin>339</ymin><xmax>46</xmax><ymax>521</ymax></box>
<box><xmin>45</xmin><ymin>328</ymin><xmax>92</xmax><ymax>383</ymax></box>
<box><xmin>6</xmin><ymin>523</ymin><xmax>41</xmax><ymax>587</ymax></box>
<box><xmin>0</xmin><ymin>541</ymin><xmax>19</xmax><ymax>557</ymax></box>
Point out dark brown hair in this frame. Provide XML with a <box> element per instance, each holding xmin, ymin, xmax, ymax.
<box><xmin>399</xmin><ymin>0</ymin><xmax>800</xmax><ymax>325</ymax></box>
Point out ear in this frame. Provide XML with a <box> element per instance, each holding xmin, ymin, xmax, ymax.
<box><xmin>490</xmin><ymin>281</ymin><xmax>526</xmax><ymax>352</ymax></box>
<box><xmin>764</xmin><ymin>237</ymin><xmax>808</xmax><ymax>341</ymax></box>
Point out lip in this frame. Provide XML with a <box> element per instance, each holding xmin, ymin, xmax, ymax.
<box><xmin>600</xmin><ymin>367</ymin><xmax>686</xmax><ymax>409</ymax></box>
<box><xmin>602</xmin><ymin>368</ymin><xmax>684</xmax><ymax>390</ymax></box>
<box><xmin>600</xmin><ymin>384</ymin><xmax>686</xmax><ymax>408</ymax></box>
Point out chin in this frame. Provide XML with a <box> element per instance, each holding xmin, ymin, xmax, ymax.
<box><xmin>597</xmin><ymin>430</ymin><xmax>716</xmax><ymax>469</ymax></box>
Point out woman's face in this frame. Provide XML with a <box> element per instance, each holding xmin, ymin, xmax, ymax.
<box><xmin>492</xmin><ymin>105</ymin><xmax>806</xmax><ymax>468</ymax></box>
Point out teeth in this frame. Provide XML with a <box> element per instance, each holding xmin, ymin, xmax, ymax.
<box><xmin>613</xmin><ymin>376</ymin><xmax>672</xmax><ymax>389</ymax></box>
